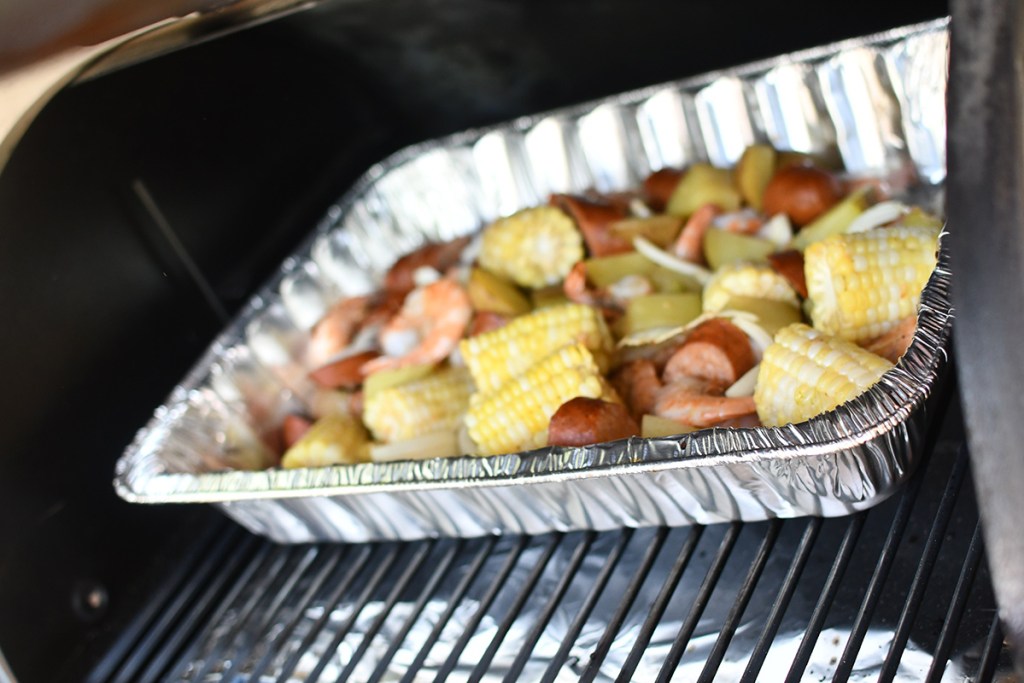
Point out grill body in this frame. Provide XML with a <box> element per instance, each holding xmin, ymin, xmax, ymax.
<box><xmin>2</xmin><ymin>0</ymin><xmax>1015</xmax><ymax>681</ymax></box>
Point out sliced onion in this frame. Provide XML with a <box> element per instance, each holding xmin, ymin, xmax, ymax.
<box><xmin>617</xmin><ymin>324</ymin><xmax>688</xmax><ymax>348</ymax></box>
<box><xmin>725</xmin><ymin>363</ymin><xmax>760</xmax><ymax>398</ymax></box>
<box><xmin>717</xmin><ymin>310</ymin><xmax>775</xmax><ymax>357</ymax></box>
<box><xmin>629</xmin><ymin>197</ymin><xmax>654</xmax><ymax>218</ymax></box>
<box><xmin>759</xmin><ymin>213</ymin><xmax>794</xmax><ymax>247</ymax></box>
<box><xmin>370</xmin><ymin>429</ymin><xmax>461</xmax><ymax>462</ymax></box>
<box><xmin>846</xmin><ymin>201</ymin><xmax>907</xmax><ymax>234</ymax></box>
<box><xmin>633</xmin><ymin>236</ymin><xmax>713</xmax><ymax>285</ymax></box>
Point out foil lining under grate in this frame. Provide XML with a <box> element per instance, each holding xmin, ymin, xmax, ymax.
<box><xmin>114</xmin><ymin>19</ymin><xmax>953</xmax><ymax>543</ymax></box>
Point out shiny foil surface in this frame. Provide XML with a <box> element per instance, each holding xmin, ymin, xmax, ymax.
<box><xmin>115</xmin><ymin>19</ymin><xmax>953</xmax><ymax>544</ymax></box>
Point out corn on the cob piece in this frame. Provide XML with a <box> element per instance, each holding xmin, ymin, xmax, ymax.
<box><xmin>281</xmin><ymin>414</ymin><xmax>370</xmax><ymax>468</ymax></box>
<box><xmin>479</xmin><ymin>206</ymin><xmax>584</xmax><ymax>288</ymax></box>
<box><xmin>804</xmin><ymin>226</ymin><xmax>940</xmax><ymax>342</ymax></box>
<box><xmin>754</xmin><ymin>323</ymin><xmax>893</xmax><ymax>426</ymax></box>
<box><xmin>702</xmin><ymin>262</ymin><xmax>800</xmax><ymax>314</ymax></box>
<box><xmin>465</xmin><ymin>343</ymin><xmax>619</xmax><ymax>455</ymax></box>
<box><xmin>459</xmin><ymin>302</ymin><xmax>613</xmax><ymax>396</ymax></box>
<box><xmin>362</xmin><ymin>365</ymin><xmax>472</xmax><ymax>442</ymax></box>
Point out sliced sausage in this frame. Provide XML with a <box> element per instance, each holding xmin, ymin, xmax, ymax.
<box><xmin>663</xmin><ymin>318</ymin><xmax>756</xmax><ymax>387</ymax></box>
<box><xmin>547</xmin><ymin>397</ymin><xmax>641</xmax><ymax>448</ymax></box>
<box><xmin>550</xmin><ymin>193</ymin><xmax>632</xmax><ymax>257</ymax></box>
<box><xmin>643</xmin><ymin>168</ymin><xmax>685</xmax><ymax>213</ymax></box>
<box><xmin>767</xmin><ymin>249</ymin><xmax>808</xmax><ymax>298</ymax></box>
<box><xmin>309</xmin><ymin>350</ymin><xmax>380</xmax><ymax>389</ymax></box>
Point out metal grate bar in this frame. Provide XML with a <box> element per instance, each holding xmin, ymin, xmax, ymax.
<box><xmin>740</xmin><ymin>518</ymin><xmax>823</xmax><ymax>682</ymax></box>
<box><xmin>304</xmin><ymin>544</ymin><xmax>403</xmax><ymax>683</ymax></box>
<box><xmin>468</xmin><ymin>534</ymin><xmax>566</xmax><ymax>682</ymax></box>
<box><xmin>656</xmin><ymin>522</ymin><xmax>744</xmax><ymax>682</ymax></box>
<box><xmin>924</xmin><ymin>522</ymin><xmax>984</xmax><ymax>683</ymax></box>
<box><xmin>831</xmin><ymin>386</ymin><xmax>952</xmax><ymax>682</ymax></box>
<box><xmin>976</xmin><ymin>613</ymin><xmax>1004</xmax><ymax>682</ymax></box>
<box><xmin>399</xmin><ymin>537</ymin><xmax>498</xmax><ymax>683</ymax></box>
<box><xmin>219</xmin><ymin>546</ymin><xmax>323</xmax><ymax>681</ymax></box>
<box><xmin>86</xmin><ymin>519</ymin><xmax>241</xmax><ymax>683</ymax></box>
<box><xmin>110</xmin><ymin>525</ymin><xmax>251</xmax><ymax>683</ymax></box>
<box><xmin>247</xmin><ymin>548</ymin><xmax>349</xmax><ymax>681</ymax></box>
<box><xmin>367</xmin><ymin>540</ymin><xmax>465</xmax><ymax>683</ymax></box>
<box><xmin>616</xmin><ymin>526</ymin><xmax>705</xmax><ymax>682</ymax></box>
<box><xmin>696</xmin><ymin>520</ymin><xmax>782</xmax><ymax>683</ymax></box>
<box><xmin>784</xmin><ymin>514</ymin><xmax>866</xmax><ymax>683</ymax></box>
<box><xmin>878</xmin><ymin>447</ymin><xmax>970</xmax><ymax>682</ymax></box>
<box><xmin>274</xmin><ymin>543</ymin><xmax>375</xmax><ymax>682</ymax></box>
<box><xmin>188</xmin><ymin>545</ymin><xmax>306</xmax><ymax>682</ymax></box>
<box><xmin>432</xmin><ymin>536</ymin><xmax>531</xmax><ymax>682</ymax></box>
<box><xmin>581</xmin><ymin>527</ymin><xmax>671</xmax><ymax>681</ymax></box>
<box><xmin>336</xmin><ymin>540</ymin><xmax>436</xmax><ymax>681</ymax></box>
<box><xmin>832</xmin><ymin>470</ymin><xmax>924</xmax><ymax>682</ymax></box>
<box><xmin>160</xmin><ymin>537</ymin><xmax>274</xmax><ymax>682</ymax></box>
<box><xmin>540</xmin><ymin>529</ymin><xmax>633</xmax><ymax>683</ymax></box>
<box><xmin>504</xmin><ymin>532</ymin><xmax>597</xmax><ymax>682</ymax></box>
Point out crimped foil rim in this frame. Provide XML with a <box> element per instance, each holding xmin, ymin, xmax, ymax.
<box><xmin>114</xmin><ymin>18</ymin><xmax>952</xmax><ymax>504</ymax></box>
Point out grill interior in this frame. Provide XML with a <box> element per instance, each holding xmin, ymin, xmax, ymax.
<box><xmin>86</xmin><ymin>375</ymin><xmax>1012</xmax><ymax>682</ymax></box>
<box><xmin>5</xmin><ymin>1</ymin><xmax>1020</xmax><ymax>681</ymax></box>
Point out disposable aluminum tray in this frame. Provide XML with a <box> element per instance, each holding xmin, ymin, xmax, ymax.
<box><xmin>114</xmin><ymin>19</ymin><xmax>952</xmax><ymax>543</ymax></box>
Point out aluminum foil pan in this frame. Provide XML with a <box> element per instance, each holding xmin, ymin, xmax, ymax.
<box><xmin>114</xmin><ymin>19</ymin><xmax>953</xmax><ymax>543</ymax></box>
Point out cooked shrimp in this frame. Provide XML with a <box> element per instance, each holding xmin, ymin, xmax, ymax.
<box><xmin>610</xmin><ymin>359</ymin><xmax>663</xmax><ymax>421</ymax></box>
<box><xmin>563</xmin><ymin>262</ymin><xmax>652</xmax><ymax>310</ymax></box>
<box><xmin>383</xmin><ymin>236</ymin><xmax>471</xmax><ymax>295</ymax></box>
<box><xmin>308</xmin><ymin>295</ymin><xmax>371</xmax><ymax>367</ymax></box>
<box><xmin>713</xmin><ymin>209</ymin><xmax>763</xmax><ymax>235</ymax></box>
<box><xmin>653</xmin><ymin>376</ymin><xmax>756</xmax><ymax>428</ymax></box>
<box><xmin>361</xmin><ymin>278</ymin><xmax>472</xmax><ymax>374</ymax></box>
<box><xmin>671</xmin><ymin>203</ymin><xmax>720</xmax><ymax>263</ymax></box>
<box><xmin>663</xmin><ymin>318</ymin><xmax>756</xmax><ymax>386</ymax></box>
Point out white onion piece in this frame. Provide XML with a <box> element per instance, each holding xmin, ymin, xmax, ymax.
<box><xmin>633</xmin><ymin>236</ymin><xmax>713</xmax><ymax>285</ymax></box>
<box><xmin>846</xmin><ymin>201</ymin><xmax>908</xmax><ymax>234</ymax></box>
<box><xmin>629</xmin><ymin>197</ymin><xmax>654</xmax><ymax>217</ymax></box>
<box><xmin>725</xmin><ymin>363</ymin><xmax>760</xmax><ymax>398</ymax></box>
<box><xmin>759</xmin><ymin>213</ymin><xmax>794</xmax><ymax>247</ymax></box>
<box><xmin>370</xmin><ymin>430</ymin><xmax>460</xmax><ymax>462</ymax></box>
<box><xmin>412</xmin><ymin>265</ymin><xmax>442</xmax><ymax>287</ymax></box>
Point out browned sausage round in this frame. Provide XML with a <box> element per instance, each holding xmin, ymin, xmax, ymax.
<box><xmin>550</xmin><ymin>194</ymin><xmax>632</xmax><ymax>257</ymax></box>
<box><xmin>547</xmin><ymin>397</ymin><xmax>641</xmax><ymax>448</ymax></box>
<box><xmin>643</xmin><ymin>168</ymin><xmax>685</xmax><ymax>213</ymax></box>
<box><xmin>762</xmin><ymin>165</ymin><xmax>842</xmax><ymax>226</ymax></box>
<box><xmin>282</xmin><ymin>414</ymin><xmax>313</xmax><ymax>450</ymax></box>
<box><xmin>309</xmin><ymin>350</ymin><xmax>380</xmax><ymax>389</ymax></box>
<box><xmin>663</xmin><ymin>318</ymin><xmax>755</xmax><ymax>387</ymax></box>
<box><xmin>767</xmin><ymin>249</ymin><xmax>808</xmax><ymax>299</ymax></box>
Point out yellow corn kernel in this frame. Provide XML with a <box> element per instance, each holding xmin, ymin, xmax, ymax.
<box><xmin>459</xmin><ymin>302</ymin><xmax>613</xmax><ymax>396</ymax></box>
<box><xmin>702</xmin><ymin>262</ymin><xmax>800</xmax><ymax>314</ymax></box>
<box><xmin>479</xmin><ymin>206</ymin><xmax>584</xmax><ymax>288</ymax></box>
<box><xmin>754</xmin><ymin>323</ymin><xmax>893</xmax><ymax>426</ymax></box>
<box><xmin>362</xmin><ymin>366</ymin><xmax>472</xmax><ymax>442</ymax></box>
<box><xmin>281</xmin><ymin>414</ymin><xmax>370</xmax><ymax>468</ymax></box>
<box><xmin>804</xmin><ymin>226</ymin><xmax>940</xmax><ymax>342</ymax></box>
<box><xmin>465</xmin><ymin>343</ymin><xmax>618</xmax><ymax>456</ymax></box>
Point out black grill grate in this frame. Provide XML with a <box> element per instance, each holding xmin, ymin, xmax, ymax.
<box><xmin>88</xmin><ymin>387</ymin><xmax>1012</xmax><ymax>682</ymax></box>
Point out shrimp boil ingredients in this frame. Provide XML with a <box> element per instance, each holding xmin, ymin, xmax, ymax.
<box><xmin>653</xmin><ymin>376</ymin><xmax>756</xmax><ymax>428</ymax></box>
<box><xmin>362</xmin><ymin>278</ymin><xmax>471</xmax><ymax>374</ymax></box>
<box><xmin>276</xmin><ymin>142</ymin><xmax>942</xmax><ymax>470</ymax></box>
<box><xmin>307</xmin><ymin>295</ymin><xmax>371</xmax><ymax>366</ymax></box>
